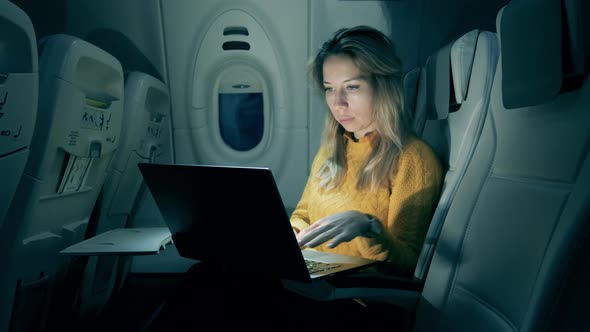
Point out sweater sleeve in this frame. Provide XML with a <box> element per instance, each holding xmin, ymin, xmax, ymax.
<box><xmin>290</xmin><ymin>147</ymin><xmax>326</xmax><ymax>233</ymax></box>
<box><xmin>361</xmin><ymin>139</ymin><xmax>443</xmax><ymax>275</ymax></box>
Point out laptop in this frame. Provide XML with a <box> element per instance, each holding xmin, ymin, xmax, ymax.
<box><xmin>137</xmin><ymin>162</ymin><xmax>378</xmax><ymax>283</ymax></box>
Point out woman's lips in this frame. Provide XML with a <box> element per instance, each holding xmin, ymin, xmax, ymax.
<box><xmin>339</xmin><ymin>117</ymin><xmax>353</xmax><ymax>124</ymax></box>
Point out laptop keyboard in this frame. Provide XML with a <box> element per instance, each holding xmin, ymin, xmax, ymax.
<box><xmin>305</xmin><ymin>259</ymin><xmax>341</xmax><ymax>274</ymax></box>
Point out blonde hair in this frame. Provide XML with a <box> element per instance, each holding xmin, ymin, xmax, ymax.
<box><xmin>309</xmin><ymin>25</ymin><xmax>410</xmax><ymax>190</ymax></box>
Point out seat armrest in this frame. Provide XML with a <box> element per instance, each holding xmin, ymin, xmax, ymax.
<box><xmin>328</xmin><ymin>271</ymin><xmax>423</xmax><ymax>292</ymax></box>
<box><xmin>282</xmin><ymin>270</ymin><xmax>423</xmax><ymax>310</ymax></box>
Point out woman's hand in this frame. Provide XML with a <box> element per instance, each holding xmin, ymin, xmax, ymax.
<box><xmin>296</xmin><ymin>211</ymin><xmax>381</xmax><ymax>249</ymax></box>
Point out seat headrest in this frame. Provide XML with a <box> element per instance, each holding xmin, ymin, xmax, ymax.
<box><xmin>499</xmin><ymin>1</ymin><xmax>562</xmax><ymax>109</ymax></box>
<box><xmin>413</xmin><ymin>67</ymin><xmax>428</xmax><ymax>135</ymax></box>
<box><xmin>403</xmin><ymin>67</ymin><xmax>421</xmax><ymax>117</ymax></box>
<box><xmin>563</xmin><ymin>0</ymin><xmax>590</xmax><ymax>78</ymax></box>
<box><xmin>425</xmin><ymin>29</ymin><xmax>480</xmax><ymax>120</ymax></box>
<box><xmin>424</xmin><ymin>43</ymin><xmax>451</xmax><ymax>121</ymax></box>
<box><xmin>499</xmin><ymin>0</ymin><xmax>589</xmax><ymax>109</ymax></box>
<box><xmin>450</xmin><ymin>29</ymin><xmax>479</xmax><ymax>104</ymax></box>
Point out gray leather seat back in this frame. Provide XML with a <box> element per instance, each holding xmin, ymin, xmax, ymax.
<box><xmin>0</xmin><ymin>34</ymin><xmax>124</xmax><ymax>332</ymax></box>
<box><xmin>0</xmin><ymin>3</ymin><xmax>38</xmax><ymax>331</ymax></box>
<box><xmin>0</xmin><ymin>1</ymin><xmax>38</xmax><ymax>235</ymax></box>
<box><xmin>414</xmin><ymin>29</ymin><xmax>499</xmax><ymax>280</ymax></box>
<box><xmin>78</xmin><ymin>71</ymin><xmax>171</xmax><ymax>320</ymax></box>
<box><xmin>415</xmin><ymin>0</ymin><xmax>590</xmax><ymax>331</ymax></box>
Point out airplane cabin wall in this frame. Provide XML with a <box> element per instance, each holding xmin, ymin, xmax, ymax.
<box><xmin>161</xmin><ymin>0</ymin><xmax>310</xmax><ymax>211</ymax></box>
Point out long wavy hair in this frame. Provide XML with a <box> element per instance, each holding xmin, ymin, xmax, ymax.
<box><xmin>309</xmin><ymin>25</ymin><xmax>409</xmax><ymax>190</ymax></box>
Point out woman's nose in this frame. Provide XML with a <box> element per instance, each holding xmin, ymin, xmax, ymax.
<box><xmin>333</xmin><ymin>88</ymin><xmax>348</xmax><ymax>107</ymax></box>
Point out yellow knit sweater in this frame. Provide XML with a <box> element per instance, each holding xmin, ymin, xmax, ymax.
<box><xmin>291</xmin><ymin>133</ymin><xmax>443</xmax><ymax>275</ymax></box>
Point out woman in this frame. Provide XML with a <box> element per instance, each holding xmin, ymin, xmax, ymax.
<box><xmin>291</xmin><ymin>25</ymin><xmax>443</xmax><ymax>276</ymax></box>
<box><xmin>147</xmin><ymin>26</ymin><xmax>442</xmax><ymax>331</ymax></box>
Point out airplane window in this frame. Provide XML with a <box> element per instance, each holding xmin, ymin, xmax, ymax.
<box><xmin>218</xmin><ymin>92</ymin><xmax>263</xmax><ymax>151</ymax></box>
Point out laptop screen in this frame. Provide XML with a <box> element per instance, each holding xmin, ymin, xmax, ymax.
<box><xmin>137</xmin><ymin>163</ymin><xmax>312</xmax><ymax>282</ymax></box>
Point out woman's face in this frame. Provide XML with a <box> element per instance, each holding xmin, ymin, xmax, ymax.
<box><xmin>322</xmin><ymin>55</ymin><xmax>376</xmax><ymax>140</ymax></box>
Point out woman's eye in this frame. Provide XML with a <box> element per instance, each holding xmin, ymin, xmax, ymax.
<box><xmin>324</xmin><ymin>87</ymin><xmax>334</xmax><ymax>93</ymax></box>
<box><xmin>346</xmin><ymin>85</ymin><xmax>360</xmax><ymax>91</ymax></box>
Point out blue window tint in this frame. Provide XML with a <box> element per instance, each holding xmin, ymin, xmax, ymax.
<box><xmin>219</xmin><ymin>93</ymin><xmax>263</xmax><ymax>151</ymax></box>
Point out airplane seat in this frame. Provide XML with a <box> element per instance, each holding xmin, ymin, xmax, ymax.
<box><xmin>398</xmin><ymin>30</ymin><xmax>500</xmax><ymax>284</ymax></box>
<box><xmin>0</xmin><ymin>3</ymin><xmax>39</xmax><ymax>331</ymax></box>
<box><xmin>414</xmin><ymin>0</ymin><xmax>590</xmax><ymax>330</ymax></box>
<box><xmin>413</xmin><ymin>28</ymin><xmax>499</xmax><ymax>281</ymax></box>
<box><xmin>403</xmin><ymin>30</ymin><xmax>500</xmax><ymax>284</ymax></box>
<box><xmin>0</xmin><ymin>34</ymin><xmax>124</xmax><ymax>332</ymax></box>
<box><xmin>0</xmin><ymin>1</ymin><xmax>38</xmax><ymax>238</ymax></box>
<box><xmin>75</xmin><ymin>71</ymin><xmax>171</xmax><ymax>322</ymax></box>
<box><xmin>283</xmin><ymin>28</ymin><xmax>499</xmax><ymax>311</ymax></box>
<box><xmin>0</xmin><ymin>3</ymin><xmax>38</xmax><ymax>331</ymax></box>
